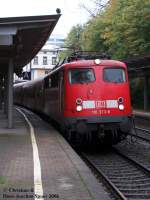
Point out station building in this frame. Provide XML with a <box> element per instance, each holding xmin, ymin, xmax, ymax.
<box><xmin>21</xmin><ymin>34</ymin><xmax>65</xmax><ymax>80</ymax></box>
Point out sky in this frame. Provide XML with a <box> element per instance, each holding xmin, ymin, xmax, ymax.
<box><xmin>0</xmin><ymin>0</ymin><xmax>95</xmax><ymax>37</ymax></box>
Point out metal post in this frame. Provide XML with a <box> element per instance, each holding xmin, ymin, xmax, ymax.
<box><xmin>0</xmin><ymin>78</ymin><xmax>3</xmax><ymax>110</ymax></box>
<box><xmin>4</xmin><ymin>73</ymin><xmax>8</xmax><ymax>115</ymax></box>
<box><xmin>29</xmin><ymin>61</ymin><xmax>31</xmax><ymax>80</ymax></box>
<box><xmin>7</xmin><ymin>58</ymin><xmax>13</xmax><ymax>128</ymax></box>
<box><xmin>144</xmin><ymin>76</ymin><xmax>149</xmax><ymax>111</ymax></box>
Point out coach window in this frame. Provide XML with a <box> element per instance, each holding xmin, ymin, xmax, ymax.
<box><xmin>103</xmin><ymin>68</ymin><xmax>126</xmax><ymax>83</ymax></box>
<box><xmin>69</xmin><ymin>68</ymin><xmax>95</xmax><ymax>84</ymax></box>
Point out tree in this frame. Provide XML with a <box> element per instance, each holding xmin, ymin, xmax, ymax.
<box><xmin>63</xmin><ymin>0</ymin><xmax>150</xmax><ymax>59</ymax></box>
<box><xmin>99</xmin><ymin>0</ymin><xmax>150</xmax><ymax>58</ymax></box>
<box><xmin>81</xmin><ymin>16</ymin><xmax>108</xmax><ymax>53</ymax></box>
<box><xmin>59</xmin><ymin>24</ymin><xmax>84</xmax><ymax>59</ymax></box>
<box><xmin>80</xmin><ymin>0</ymin><xmax>109</xmax><ymax>17</ymax></box>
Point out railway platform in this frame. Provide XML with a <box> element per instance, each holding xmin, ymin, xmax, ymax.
<box><xmin>0</xmin><ymin>107</ymin><xmax>111</xmax><ymax>200</ymax></box>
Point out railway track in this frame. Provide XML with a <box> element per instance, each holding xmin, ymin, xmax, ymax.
<box><xmin>130</xmin><ymin>127</ymin><xmax>150</xmax><ymax>143</ymax></box>
<box><xmin>82</xmin><ymin>148</ymin><xmax>150</xmax><ymax>200</ymax></box>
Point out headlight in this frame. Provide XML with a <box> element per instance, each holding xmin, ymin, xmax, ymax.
<box><xmin>119</xmin><ymin>104</ymin><xmax>124</xmax><ymax>110</ymax></box>
<box><xmin>76</xmin><ymin>105</ymin><xmax>82</xmax><ymax>112</ymax></box>
<box><xmin>76</xmin><ymin>98</ymin><xmax>82</xmax><ymax>105</ymax></box>
<box><xmin>118</xmin><ymin>97</ymin><xmax>124</xmax><ymax>103</ymax></box>
<box><xmin>94</xmin><ymin>59</ymin><xmax>101</xmax><ymax>64</ymax></box>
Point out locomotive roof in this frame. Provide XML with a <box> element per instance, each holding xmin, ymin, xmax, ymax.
<box><xmin>63</xmin><ymin>59</ymin><xmax>126</xmax><ymax>68</ymax></box>
<box><xmin>44</xmin><ymin>59</ymin><xmax>126</xmax><ymax>77</ymax></box>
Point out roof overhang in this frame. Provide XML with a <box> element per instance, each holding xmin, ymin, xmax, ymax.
<box><xmin>0</xmin><ymin>13</ymin><xmax>61</xmax><ymax>76</ymax></box>
<box><xmin>123</xmin><ymin>54</ymin><xmax>150</xmax><ymax>78</ymax></box>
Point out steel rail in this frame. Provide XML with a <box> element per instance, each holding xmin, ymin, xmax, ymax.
<box><xmin>81</xmin><ymin>153</ymin><xmax>127</xmax><ymax>200</ymax></box>
<box><xmin>130</xmin><ymin>133</ymin><xmax>150</xmax><ymax>143</ymax></box>
<box><xmin>135</xmin><ymin>126</ymin><xmax>150</xmax><ymax>133</ymax></box>
<box><xmin>130</xmin><ymin>126</ymin><xmax>150</xmax><ymax>143</ymax></box>
<box><xmin>82</xmin><ymin>149</ymin><xmax>150</xmax><ymax>200</ymax></box>
<box><xmin>113</xmin><ymin>148</ymin><xmax>150</xmax><ymax>174</ymax></box>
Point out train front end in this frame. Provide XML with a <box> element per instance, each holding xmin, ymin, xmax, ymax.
<box><xmin>63</xmin><ymin>59</ymin><xmax>132</xmax><ymax>145</ymax></box>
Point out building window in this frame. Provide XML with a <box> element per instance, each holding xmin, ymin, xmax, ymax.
<box><xmin>43</xmin><ymin>56</ymin><xmax>48</xmax><ymax>65</ymax></box>
<box><xmin>56</xmin><ymin>39</ymin><xmax>65</xmax><ymax>42</ymax></box>
<box><xmin>33</xmin><ymin>56</ymin><xmax>38</xmax><ymax>65</ymax></box>
<box><xmin>52</xmin><ymin>57</ymin><xmax>57</xmax><ymax>65</ymax></box>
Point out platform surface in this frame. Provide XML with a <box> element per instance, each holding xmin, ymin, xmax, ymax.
<box><xmin>0</xmin><ymin>108</ymin><xmax>111</xmax><ymax>200</ymax></box>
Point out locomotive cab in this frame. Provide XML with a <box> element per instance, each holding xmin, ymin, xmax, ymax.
<box><xmin>63</xmin><ymin>59</ymin><xmax>132</xmax><ymax>145</ymax></box>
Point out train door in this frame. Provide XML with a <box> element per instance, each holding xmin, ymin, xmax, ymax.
<box><xmin>44</xmin><ymin>73</ymin><xmax>59</xmax><ymax>118</ymax></box>
<box><xmin>35</xmin><ymin>81</ymin><xmax>44</xmax><ymax>112</ymax></box>
<box><xmin>44</xmin><ymin>75</ymin><xmax>51</xmax><ymax>116</ymax></box>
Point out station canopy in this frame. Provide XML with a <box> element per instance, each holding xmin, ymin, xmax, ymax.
<box><xmin>0</xmin><ymin>12</ymin><xmax>61</xmax><ymax>77</ymax></box>
<box><xmin>123</xmin><ymin>54</ymin><xmax>150</xmax><ymax>77</ymax></box>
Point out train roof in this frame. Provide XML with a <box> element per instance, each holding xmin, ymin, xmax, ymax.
<box><xmin>63</xmin><ymin>59</ymin><xmax>126</xmax><ymax>68</ymax></box>
<box><xmin>14</xmin><ymin>77</ymin><xmax>43</xmax><ymax>88</ymax></box>
<box><xmin>44</xmin><ymin>58</ymin><xmax>126</xmax><ymax>78</ymax></box>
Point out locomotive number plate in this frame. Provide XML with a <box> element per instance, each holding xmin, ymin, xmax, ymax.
<box><xmin>83</xmin><ymin>100</ymin><xmax>118</xmax><ymax>109</ymax></box>
<box><xmin>95</xmin><ymin>100</ymin><xmax>106</xmax><ymax>108</ymax></box>
<box><xmin>83</xmin><ymin>100</ymin><xmax>95</xmax><ymax>109</ymax></box>
<box><xmin>106</xmin><ymin>100</ymin><xmax>118</xmax><ymax>108</ymax></box>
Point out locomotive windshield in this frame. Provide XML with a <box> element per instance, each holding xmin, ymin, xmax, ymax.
<box><xmin>104</xmin><ymin>68</ymin><xmax>126</xmax><ymax>83</ymax></box>
<box><xmin>69</xmin><ymin>68</ymin><xmax>95</xmax><ymax>84</ymax></box>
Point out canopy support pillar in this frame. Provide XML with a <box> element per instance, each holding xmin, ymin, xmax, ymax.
<box><xmin>7</xmin><ymin>58</ymin><xmax>14</xmax><ymax>128</ymax></box>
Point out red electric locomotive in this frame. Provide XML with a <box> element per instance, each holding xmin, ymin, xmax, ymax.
<box><xmin>14</xmin><ymin>52</ymin><xmax>132</xmax><ymax>146</ymax></box>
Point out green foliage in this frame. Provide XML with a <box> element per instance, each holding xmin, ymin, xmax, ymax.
<box><xmin>81</xmin><ymin>16</ymin><xmax>108</xmax><ymax>52</ymax></box>
<box><xmin>59</xmin><ymin>24</ymin><xmax>84</xmax><ymax>59</ymax></box>
<box><xmin>65</xmin><ymin>24</ymin><xmax>83</xmax><ymax>50</ymax></box>
<box><xmin>62</xmin><ymin>0</ymin><xmax>150</xmax><ymax>59</ymax></box>
<box><xmin>63</xmin><ymin>0</ymin><xmax>150</xmax><ymax>59</ymax></box>
<box><xmin>0</xmin><ymin>176</ymin><xmax>7</xmax><ymax>184</ymax></box>
<box><xmin>89</xmin><ymin>0</ymin><xmax>150</xmax><ymax>59</ymax></box>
